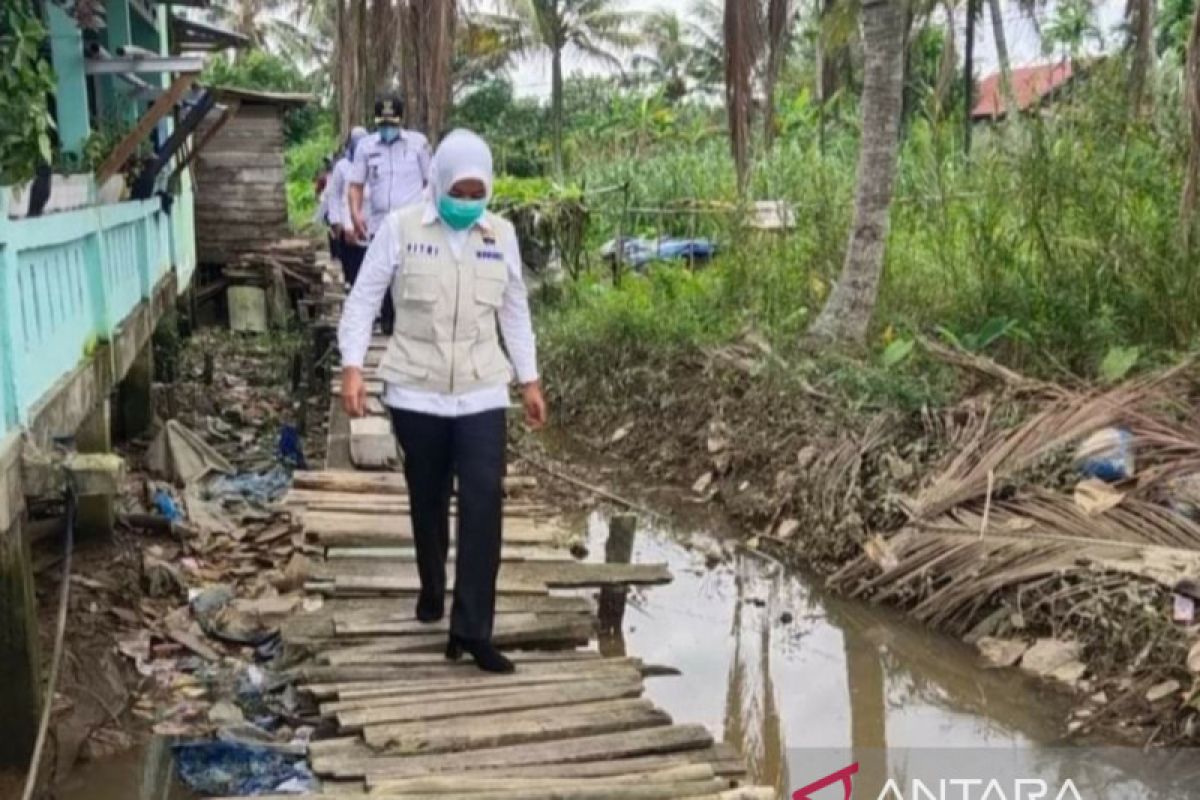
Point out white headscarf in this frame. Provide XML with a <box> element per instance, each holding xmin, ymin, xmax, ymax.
<box><xmin>431</xmin><ymin>129</ymin><xmax>494</xmax><ymax>204</ymax></box>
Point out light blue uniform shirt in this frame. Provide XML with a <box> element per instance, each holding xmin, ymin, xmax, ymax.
<box><xmin>349</xmin><ymin>130</ymin><xmax>432</xmax><ymax>236</ymax></box>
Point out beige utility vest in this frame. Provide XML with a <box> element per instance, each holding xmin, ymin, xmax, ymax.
<box><xmin>376</xmin><ymin>205</ymin><xmax>514</xmax><ymax>395</ymax></box>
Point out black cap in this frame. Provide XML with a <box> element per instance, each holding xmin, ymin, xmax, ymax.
<box><xmin>375</xmin><ymin>94</ymin><xmax>404</xmax><ymax>124</ymax></box>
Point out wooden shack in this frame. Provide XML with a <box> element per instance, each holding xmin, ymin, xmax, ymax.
<box><xmin>193</xmin><ymin>87</ymin><xmax>311</xmax><ymax>265</ymax></box>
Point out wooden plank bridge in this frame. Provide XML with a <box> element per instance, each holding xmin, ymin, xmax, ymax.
<box><xmin>221</xmin><ymin>276</ymin><xmax>774</xmax><ymax>798</ymax></box>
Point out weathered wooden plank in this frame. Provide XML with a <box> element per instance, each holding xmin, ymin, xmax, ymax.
<box><xmin>312</xmin><ymin>574</ymin><xmax>546</xmax><ymax>596</ymax></box>
<box><xmin>216</xmin><ymin>788</ymin><xmax>773</xmax><ymax>800</ymax></box>
<box><xmin>311</xmin><ymin>560</ymin><xmax>669</xmax><ymax>590</ymax></box>
<box><xmin>444</xmin><ymin>750</ymin><xmax>737</xmax><ymax>780</ymax></box>
<box><xmin>350</xmin><ymin>416</ymin><xmax>398</xmax><ymax>468</ymax></box>
<box><xmin>331</xmin><ymin>724</ymin><xmax>714</xmax><ymax>780</ymax></box>
<box><xmin>322</xmin><ymin>666</ymin><xmax>643</xmax><ymax>713</ymax></box>
<box><xmin>301</xmin><ymin>513</ymin><xmax>565</xmax><ymax>548</ymax></box>
<box><xmin>282</xmin><ymin>595</ymin><xmax>593</xmax><ymax>644</ymax></box>
<box><xmin>292</xmin><ymin>470</ymin><xmax>537</xmax><ymax>495</ymax></box>
<box><xmin>368</xmin><ymin>764</ymin><xmax>714</xmax><ymax>793</ymax></box>
<box><xmin>317</xmin><ymin>615</ymin><xmax>592</xmax><ymax>660</ymax></box>
<box><xmin>293</xmin><ymin>650</ymin><xmax>602</xmax><ymax>685</ymax></box>
<box><xmin>324</xmin><ymin>545</ymin><xmax>569</xmax><ymax>563</ymax></box>
<box><xmin>333</xmin><ymin>611</ymin><xmax>589</xmax><ymax>638</ymax></box>
<box><xmin>361</xmin><ymin>698</ymin><xmax>668</xmax><ymax>755</ymax></box>
<box><xmin>310</xmin><ymin>661</ymin><xmax>641</xmax><ymax>701</ymax></box>
<box><xmin>282</xmin><ymin>488</ymin><xmax>549</xmax><ymax>517</ymax></box>
<box><xmin>333</xmin><ymin>679</ymin><xmax>643</xmax><ymax>732</ymax></box>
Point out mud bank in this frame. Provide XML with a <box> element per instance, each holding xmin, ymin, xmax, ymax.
<box><xmin>541</xmin><ymin>339</ymin><xmax>1200</xmax><ymax>745</ymax></box>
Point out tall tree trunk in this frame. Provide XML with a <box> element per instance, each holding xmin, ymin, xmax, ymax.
<box><xmin>964</xmin><ymin>0</ymin><xmax>976</xmax><ymax>154</ymax></box>
<box><xmin>988</xmin><ymin>0</ymin><xmax>1018</xmax><ymax>115</ymax></box>
<box><xmin>355</xmin><ymin>0</ymin><xmax>369</xmax><ymax>124</ymax></box>
<box><xmin>934</xmin><ymin>1</ymin><xmax>958</xmax><ymax>118</ymax></box>
<box><xmin>1181</xmin><ymin>7</ymin><xmax>1200</xmax><ymax>245</ymax></box>
<box><xmin>807</xmin><ymin>0</ymin><xmax>905</xmax><ymax>344</ymax></box>
<box><xmin>763</xmin><ymin>0</ymin><xmax>792</xmax><ymax>150</ymax></box>
<box><xmin>398</xmin><ymin>0</ymin><xmax>456</xmax><ymax>140</ymax></box>
<box><xmin>551</xmin><ymin>44</ymin><xmax>564</xmax><ymax>177</ymax></box>
<box><xmin>1129</xmin><ymin>0</ymin><xmax>1156</xmax><ymax>117</ymax></box>
<box><xmin>725</xmin><ymin>0</ymin><xmax>758</xmax><ymax>192</ymax></box>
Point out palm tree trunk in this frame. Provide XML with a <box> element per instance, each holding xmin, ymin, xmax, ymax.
<box><xmin>807</xmin><ymin>0</ymin><xmax>905</xmax><ymax>344</ymax></box>
<box><xmin>355</xmin><ymin>0</ymin><xmax>369</xmax><ymax>124</ymax></box>
<box><xmin>934</xmin><ymin>1</ymin><xmax>958</xmax><ymax>119</ymax></box>
<box><xmin>988</xmin><ymin>0</ymin><xmax>1018</xmax><ymax>116</ymax></box>
<box><xmin>763</xmin><ymin>0</ymin><xmax>792</xmax><ymax>151</ymax></box>
<box><xmin>725</xmin><ymin>0</ymin><xmax>757</xmax><ymax>192</ymax></box>
<box><xmin>1181</xmin><ymin>6</ymin><xmax>1200</xmax><ymax>246</ymax></box>
<box><xmin>551</xmin><ymin>44</ymin><xmax>565</xmax><ymax>177</ymax></box>
<box><xmin>1128</xmin><ymin>0</ymin><xmax>1156</xmax><ymax>117</ymax></box>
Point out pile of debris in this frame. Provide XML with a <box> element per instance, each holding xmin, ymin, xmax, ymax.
<box><xmin>812</xmin><ymin>352</ymin><xmax>1200</xmax><ymax>743</ymax></box>
<box><xmin>224</xmin><ymin>239</ymin><xmax>324</xmax><ymax>331</ymax></box>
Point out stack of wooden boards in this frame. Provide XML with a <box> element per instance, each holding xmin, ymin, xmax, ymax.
<box><xmin>226</xmin><ymin>238</ymin><xmax>324</xmax><ymax>296</ymax></box>
<box><xmin>228</xmin><ymin>468</ymin><xmax>775</xmax><ymax>799</ymax></box>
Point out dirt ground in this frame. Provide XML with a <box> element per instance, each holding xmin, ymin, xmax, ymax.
<box><xmin>6</xmin><ymin>328</ymin><xmax>330</xmax><ymax>799</ymax></box>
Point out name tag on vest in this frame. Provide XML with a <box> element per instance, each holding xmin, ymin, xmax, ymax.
<box><xmin>476</xmin><ymin>249</ymin><xmax>504</xmax><ymax>261</ymax></box>
<box><xmin>406</xmin><ymin>241</ymin><xmax>441</xmax><ymax>257</ymax></box>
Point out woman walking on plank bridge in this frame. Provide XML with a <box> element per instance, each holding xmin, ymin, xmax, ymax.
<box><xmin>338</xmin><ymin>129</ymin><xmax>548</xmax><ymax>674</ymax></box>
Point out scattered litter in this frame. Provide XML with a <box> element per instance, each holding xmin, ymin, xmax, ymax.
<box><xmin>148</xmin><ymin>420</ymin><xmax>236</xmax><ymax>485</ymax></box>
<box><xmin>1146</xmin><ymin>680</ymin><xmax>1182</xmax><ymax>704</ymax></box>
<box><xmin>1073</xmin><ymin>478</ymin><xmax>1125</xmax><ymax>516</ymax></box>
<box><xmin>1074</xmin><ymin>427</ymin><xmax>1134</xmax><ymax>482</ymax></box>
<box><xmin>977</xmin><ymin>637</ymin><xmax>1031</xmax><ymax>669</ymax></box>
<box><xmin>172</xmin><ymin>740</ymin><xmax>318</xmax><ymax>796</ymax></box>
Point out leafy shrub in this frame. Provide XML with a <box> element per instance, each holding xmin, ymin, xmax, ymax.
<box><xmin>0</xmin><ymin>1</ymin><xmax>56</xmax><ymax>185</ymax></box>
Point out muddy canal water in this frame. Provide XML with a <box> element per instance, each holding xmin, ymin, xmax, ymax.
<box><xmin>48</xmin><ymin>509</ymin><xmax>1189</xmax><ymax>799</ymax></box>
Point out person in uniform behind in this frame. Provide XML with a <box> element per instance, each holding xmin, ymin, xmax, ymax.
<box><xmin>338</xmin><ymin>130</ymin><xmax>547</xmax><ymax>674</ymax></box>
<box><xmin>327</xmin><ymin>126</ymin><xmax>368</xmax><ymax>285</ymax></box>
<box><xmin>348</xmin><ymin>93</ymin><xmax>431</xmax><ymax>336</ymax></box>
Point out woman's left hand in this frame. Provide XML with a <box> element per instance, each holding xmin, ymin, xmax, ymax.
<box><xmin>521</xmin><ymin>381</ymin><xmax>548</xmax><ymax>430</ymax></box>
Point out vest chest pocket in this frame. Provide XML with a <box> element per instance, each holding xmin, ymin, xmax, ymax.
<box><xmin>400</xmin><ymin>274</ymin><xmax>439</xmax><ymax>304</ymax></box>
<box><xmin>473</xmin><ymin>259</ymin><xmax>508</xmax><ymax>310</ymax></box>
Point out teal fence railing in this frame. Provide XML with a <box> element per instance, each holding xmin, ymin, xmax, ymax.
<box><xmin>0</xmin><ymin>176</ymin><xmax>195</xmax><ymax>434</ymax></box>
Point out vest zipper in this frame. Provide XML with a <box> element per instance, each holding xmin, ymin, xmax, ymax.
<box><xmin>449</xmin><ymin>246</ymin><xmax>462</xmax><ymax>394</ymax></box>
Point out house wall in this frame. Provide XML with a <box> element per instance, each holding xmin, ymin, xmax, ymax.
<box><xmin>194</xmin><ymin>104</ymin><xmax>290</xmax><ymax>265</ymax></box>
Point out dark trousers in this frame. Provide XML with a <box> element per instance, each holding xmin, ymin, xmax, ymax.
<box><xmin>341</xmin><ymin>241</ymin><xmax>366</xmax><ymax>286</ymax></box>
<box><xmin>390</xmin><ymin>408</ymin><xmax>506</xmax><ymax>642</ymax></box>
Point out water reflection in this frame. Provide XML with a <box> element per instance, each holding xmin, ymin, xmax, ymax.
<box><xmin>585</xmin><ymin>512</ymin><xmax>1072</xmax><ymax>786</ymax></box>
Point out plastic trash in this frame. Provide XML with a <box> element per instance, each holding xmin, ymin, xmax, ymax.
<box><xmin>172</xmin><ymin>740</ymin><xmax>318</xmax><ymax>795</ymax></box>
<box><xmin>1075</xmin><ymin>427</ymin><xmax>1134</xmax><ymax>482</ymax></box>
<box><xmin>154</xmin><ymin>488</ymin><xmax>182</xmax><ymax>522</ymax></box>
<box><xmin>600</xmin><ymin>236</ymin><xmax>717</xmax><ymax>269</ymax></box>
<box><xmin>206</xmin><ymin>466</ymin><xmax>292</xmax><ymax>506</ymax></box>
<box><xmin>278</xmin><ymin>424</ymin><xmax>307</xmax><ymax>470</ymax></box>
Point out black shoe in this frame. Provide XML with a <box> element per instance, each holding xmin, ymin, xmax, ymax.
<box><xmin>415</xmin><ymin>592</ymin><xmax>444</xmax><ymax>623</ymax></box>
<box><xmin>445</xmin><ymin>635</ymin><xmax>514</xmax><ymax>674</ymax></box>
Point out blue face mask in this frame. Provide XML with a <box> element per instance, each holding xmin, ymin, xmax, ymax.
<box><xmin>379</xmin><ymin>125</ymin><xmax>400</xmax><ymax>143</ymax></box>
<box><xmin>437</xmin><ymin>195</ymin><xmax>487</xmax><ymax>231</ymax></box>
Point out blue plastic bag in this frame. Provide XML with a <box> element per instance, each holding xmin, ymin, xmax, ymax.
<box><xmin>172</xmin><ymin>740</ymin><xmax>317</xmax><ymax>796</ymax></box>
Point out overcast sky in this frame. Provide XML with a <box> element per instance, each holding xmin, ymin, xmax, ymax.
<box><xmin>510</xmin><ymin>0</ymin><xmax>1127</xmax><ymax>98</ymax></box>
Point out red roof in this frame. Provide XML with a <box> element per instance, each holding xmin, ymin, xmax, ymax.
<box><xmin>971</xmin><ymin>62</ymin><xmax>1074</xmax><ymax>120</ymax></box>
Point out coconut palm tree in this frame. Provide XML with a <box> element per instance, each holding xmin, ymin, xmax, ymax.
<box><xmin>807</xmin><ymin>0</ymin><xmax>906</xmax><ymax>344</ymax></box>
<box><xmin>504</xmin><ymin>0</ymin><xmax>638</xmax><ymax>176</ymax></box>
<box><xmin>632</xmin><ymin>10</ymin><xmax>691</xmax><ymax>101</ymax></box>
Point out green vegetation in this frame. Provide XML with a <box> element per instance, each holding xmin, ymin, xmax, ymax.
<box><xmin>535</xmin><ymin>63</ymin><xmax>1199</xmax><ymax>389</ymax></box>
<box><xmin>0</xmin><ymin>1</ymin><xmax>56</xmax><ymax>185</ymax></box>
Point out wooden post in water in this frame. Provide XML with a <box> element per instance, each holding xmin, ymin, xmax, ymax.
<box><xmin>0</xmin><ymin>514</ymin><xmax>41</xmax><ymax>767</ymax></box>
<box><xmin>598</xmin><ymin>514</ymin><xmax>637</xmax><ymax>657</ymax></box>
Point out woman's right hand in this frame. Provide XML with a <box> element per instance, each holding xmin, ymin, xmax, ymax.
<box><xmin>342</xmin><ymin>367</ymin><xmax>366</xmax><ymax>417</ymax></box>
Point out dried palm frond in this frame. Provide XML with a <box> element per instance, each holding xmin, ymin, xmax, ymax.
<box><xmin>907</xmin><ymin>366</ymin><xmax>1193</xmax><ymax>522</ymax></box>
<box><xmin>830</xmin><ymin>528</ymin><xmax>1200</xmax><ymax>635</ymax></box>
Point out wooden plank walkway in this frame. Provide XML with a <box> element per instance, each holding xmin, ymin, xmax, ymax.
<box><xmin>241</xmin><ymin>290</ymin><xmax>772</xmax><ymax>797</ymax></box>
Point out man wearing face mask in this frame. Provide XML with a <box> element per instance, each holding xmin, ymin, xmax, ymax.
<box><xmin>348</xmin><ymin>94</ymin><xmax>432</xmax><ymax>335</ymax></box>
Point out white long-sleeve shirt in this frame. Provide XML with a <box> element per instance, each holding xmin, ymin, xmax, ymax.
<box><xmin>326</xmin><ymin>158</ymin><xmax>351</xmax><ymax>228</ymax></box>
<box><xmin>337</xmin><ymin>202</ymin><xmax>538</xmax><ymax>417</ymax></box>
